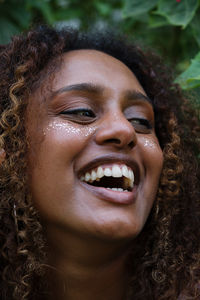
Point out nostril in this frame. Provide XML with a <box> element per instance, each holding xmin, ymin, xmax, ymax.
<box><xmin>128</xmin><ymin>141</ymin><xmax>134</xmax><ymax>148</ymax></box>
<box><xmin>104</xmin><ymin>139</ymin><xmax>135</xmax><ymax>149</ymax></box>
<box><xmin>106</xmin><ymin>138</ymin><xmax>121</xmax><ymax>144</ymax></box>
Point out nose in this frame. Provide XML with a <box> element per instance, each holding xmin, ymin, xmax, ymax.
<box><xmin>95</xmin><ymin>111</ymin><xmax>137</xmax><ymax>150</ymax></box>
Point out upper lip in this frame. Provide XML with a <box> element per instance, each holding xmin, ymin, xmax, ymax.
<box><xmin>76</xmin><ymin>154</ymin><xmax>140</xmax><ymax>185</ymax></box>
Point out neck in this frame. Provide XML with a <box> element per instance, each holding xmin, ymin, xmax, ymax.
<box><xmin>45</xmin><ymin>227</ymin><xmax>132</xmax><ymax>300</ymax></box>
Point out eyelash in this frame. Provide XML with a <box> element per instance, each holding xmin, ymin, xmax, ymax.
<box><xmin>60</xmin><ymin>108</ymin><xmax>96</xmax><ymax>118</ymax></box>
<box><xmin>128</xmin><ymin>118</ymin><xmax>153</xmax><ymax>133</ymax></box>
<box><xmin>60</xmin><ymin>109</ymin><xmax>152</xmax><ymax>132</ymax></box>
<box><xmin>130</xmin><ymin>118</ymin><xmax>152</xmax><ymax>128</ymax></box>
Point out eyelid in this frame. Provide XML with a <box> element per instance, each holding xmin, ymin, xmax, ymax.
<box><xmin>129</xmin><ymin>117</ymin><xmax>152</xmax><ymax>126</ymax></box>
<box><xmin>50</xmin><ymin>95</ymin><xmax>97</xmax><ymax>114</ymax></box>
<box><xmin>128</xmin><ymin>117</ymin><xmax>153</xmax><ymax>133</ymax></box>
<box><xmin>124</xmin><ymin>103</ymin><xmax>154</xmax><ymax>124</ymax></box>
<box><xmin>60</xmin><ymin>107</ymin><xmax>96</xmax><ymax>116</ymax></box>
<box><xmin>58</xmin><ymin>107</ymin><xmax>97</xmax><ymax>125</ymax></box>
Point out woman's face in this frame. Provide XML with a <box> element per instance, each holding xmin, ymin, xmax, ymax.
<box><xmin>28</xmin><ymin>50</ymin><xmax>163</xmax><ymax>241</ymax></box>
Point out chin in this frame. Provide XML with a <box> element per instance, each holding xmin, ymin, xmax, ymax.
<box><xmin>85</xmin><ymin>217</ymin><xmax>142</xmax><ymax>242</ymax></box>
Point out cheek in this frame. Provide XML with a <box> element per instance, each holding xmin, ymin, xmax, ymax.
<box><xmin>29</xmin><ymin>122</ymin><xmax>97</xmax><ymax>219</ymax></box>
<box><xmin>139</xmin><ymin>135</ymin><xmax>163</xmax><ymax>173</ymax></box>
<box><xmin>134</xmin><ymin>136</ymin><xmax>163</xmax><ymax>226</ymax></box>
<box><xmin>30</xmin><ymin>121</ymin><xmax>97</xmax><ymax>185</ymax></box>
<box><xmin>138</xmin><ymin>135</ymin><xmax>163</xmax><ymax>200</ymax></box>
<box><xmin>41</xmin><ymin>120</ymin><xmax>97</xmax><ymax>160</ymax></box>
<box><xmin>29</xmin><ymin>120</ymin><xmax>97</xmax><ymax>183</ymax></box>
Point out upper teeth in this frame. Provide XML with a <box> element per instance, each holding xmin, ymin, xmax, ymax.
<box><xmin>80</xmin><ymin>164</ymin><xmax>134</xmax><ymax>188</ymax></box>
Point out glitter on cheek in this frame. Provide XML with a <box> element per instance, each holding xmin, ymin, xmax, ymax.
<box><xmin>45</xmin><ymin>120</ymin><xmax>97</xmax><ymax>137</ymax></box>
<box><xmin>139</xmin><ymin>136</ymin><xmax>160</xmax><ymax>149</ymax></box>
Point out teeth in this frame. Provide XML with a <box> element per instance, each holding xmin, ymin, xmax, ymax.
<box><xmin>122</xmin><ymin>165</ymin><xmax>129</xmax><ymax>178</ymax></box>
<box><xmin>97</xmin><ymin>166</ymin><xmax>104</xmax><ymax>178</ymax></box>
<box><xmin>91</xmin><ymin>170</ymin><xmax>97</xmax><ymax>181</ymax></box>
<box><xmin>85</xmin><ymin>172</ymin><xmax>91</xmax><ymax>181</ymax></box>
<box><xmin>107</xmin><ymin>188</ymin><xmax>128</xmax><ymax>192</ymax></box>
<box><xmin>104</xmin><ymin>168</ymin><xmax>112</xmax><ymax>176</ymax></box>
<box><xmin>81</xmin><ymin>163</ymin><xmax>135</xmax><ymax>189</ymax></box>
<box><xmin>112</xmin><ymin>165</ymin><xmax>122</xmax><ymax>177</ymax></box>
<box><xmin>129</xmin><ymin>169</ymin><xmax>134</xmax><ymax>181</ymax></box>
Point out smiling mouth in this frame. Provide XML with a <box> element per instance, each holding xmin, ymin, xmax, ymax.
<box><xmin>80</xmin><ymin>164</ymin><xmax>134</xmax><ymax>192</ymax></box>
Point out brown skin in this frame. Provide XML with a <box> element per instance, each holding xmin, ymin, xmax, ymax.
<box><xmin>27</xmin><ymin>50</ymin><xmax>163</xmax><ymax>299</ymax></box>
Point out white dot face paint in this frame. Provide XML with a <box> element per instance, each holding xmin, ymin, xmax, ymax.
<box><xmin>46</xmin><ymin>120</ymin><xmax>97</xmax><ymax>137</ymax></box>
<box><xmin>139</xmin><ymin>136</ymin><xmax>160</xmax><ymax>149</ymax></box>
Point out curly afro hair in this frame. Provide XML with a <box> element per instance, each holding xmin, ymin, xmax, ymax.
<box><xmin>0</xmin><ymin>25</ymin><xmax>200</xmax><ymax>299</ymax></box>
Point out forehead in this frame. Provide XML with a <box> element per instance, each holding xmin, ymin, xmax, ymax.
<box><xmin>52</xmin><ymin>49</ymin><xmax>146</xmax><ymax>95</ymax></box>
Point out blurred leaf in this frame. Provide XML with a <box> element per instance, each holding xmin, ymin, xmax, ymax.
<box><xmin>9</xmin><ymin>5</ymin><xmax>31</xmax><ymax>28</ymax></box>
<box><xmin>155</xmin><ymin>0</ymin><xmax>199</xmax><ymax>28</ymax></box>
<box><xmin>190</xmin><ymin>10</ymin><xmax>200</xmax><ymax>47</ymax></box>
<box><xmin>123</xmin><ymin>0</ymin><xmax>158</xmax><ymax>17</ymax></box>
<box><xmin>54</xmin><ymin>8</ymin><xmax>82</xmax><ymax>20</ymax></box>
<box><xmin>26</xmin><ymin>0</ymin><xmax>55</xmax><ymax>24</ymax></box>
<box><xmin>0</xmin><ymin>18</ymin><xmax>19</xmax><ymax>44</ymax></box>
<box><xmin>95</xmin><ymin>2</ymin><xmax>112</xmax><ymax>16</ymax></box>
<box><xmin>175</xmin><ymin>52</ymin><xmax>200</xmax><ymax>89</ymax></box>
<box><xmin>0</xmin><ymin>0</ymin><xmax>30</xmax><ymax>29</ymax></box>
<box><xmin>148</xmin><ymin>14</ymin><xmax>168</xmax><ymax>28</ymax></box>
<box><xmin>0</xmin><ymin>0</ymin><xmax>199</xmax><ymax>96</ymax></box>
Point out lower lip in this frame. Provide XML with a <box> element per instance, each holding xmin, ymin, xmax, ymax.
<box><xmin>80</xmin><ymin>181</ymin><xmax>137</xmax><ymax>205</ymax></box>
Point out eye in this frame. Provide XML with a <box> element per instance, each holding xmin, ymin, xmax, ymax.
<box><xmin>129</xmin><ymin>118</ymin><xmax>153</xmax><ymax>133</ymax></box>
<box><xmin>60</xmin><ymin>108</ymin><xmax>96</xmax><ymax>123</ymax></box>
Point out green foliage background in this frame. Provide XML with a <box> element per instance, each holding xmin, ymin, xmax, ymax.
<box><xmin>0</xmin><ymin>0</ymin><xmax>200</xmax><ymax>97</ymax></box>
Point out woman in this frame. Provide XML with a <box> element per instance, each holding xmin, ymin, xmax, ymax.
<box><xmin>0</xmin><ymin>25</ymin><xmax>199</xmax><ymax>300</ymax></box>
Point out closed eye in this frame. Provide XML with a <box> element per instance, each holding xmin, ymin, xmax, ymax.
<box><xmin>129</xmin><ymin>118</ymin><xmax>153</xmax><ymax>133</ymax></box>
<box><xmin>60</xmin><ymin>108</ymin><xmax>96</xmax><ymax>123</ymax></box>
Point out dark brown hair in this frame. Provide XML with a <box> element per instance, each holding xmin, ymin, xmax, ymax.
<box><xmin>0</xmin><ymin>25</ymin><xmax>200</xmax><ymax>299</ymax></box>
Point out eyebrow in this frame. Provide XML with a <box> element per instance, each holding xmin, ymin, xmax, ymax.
<box><xmin>52</xmin><ymin>83</ymin><xmax>104</xmax><ymax>96</ymax></box>
<box><xmin>125</xmin><ymin>90</ymin><xmax>152</xmax><ymax>105</ymax></box>
<box><xmin>52</xmin><ymin>82</ymin><xmax>152</xmax><ymax>105</ymax></box>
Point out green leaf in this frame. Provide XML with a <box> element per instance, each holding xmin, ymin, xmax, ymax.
<box><xmin>54</xmin><ymin>8</ymin><xmax>82</xmax><ymax>21</ymax></box>
<box><xmin>175</xmin><ymin>52</ymin><xmax>200</xmax><ymax>89</ymax></box>
<box><xmin>0</xmin><ymin>0</ymin><xmax>30</xmax><ymax>29</ymax></box>
<box><xmin>9</xmin><ymin>5</ymin><xmax>31</xmax><ymax>28</ymax></box>
<box><xmin>155</xmin><ymin>0</ymin><xmax>199</xmax><ymax>28</ymax></box>
<box><xmin>26</xmin><ymin>0</ymin><xmax>55</xmax><ymax>24</ymax></box>
<box><xmin>0</xmin><ymin>17</ymin><xmax>19</xmax><ymax>44</ymax></box>
<box><xmin>123</xmin><ymin>0</ymin><xmax>158</xmax><ymax>17</ymax></box>
<box><xmin>148</xmin><ymin>14</ymin><xmax>168</xmax><ymax>28</ymax></box>
<box><xmin>190</xmin><ymin>10</ymin><xmax>200</xmax><ymax>47</ymax></box>
<box><xmin>95</xmin><ymin>2</ymin><xmax>112</xmax><ymax>16</ymax></box>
